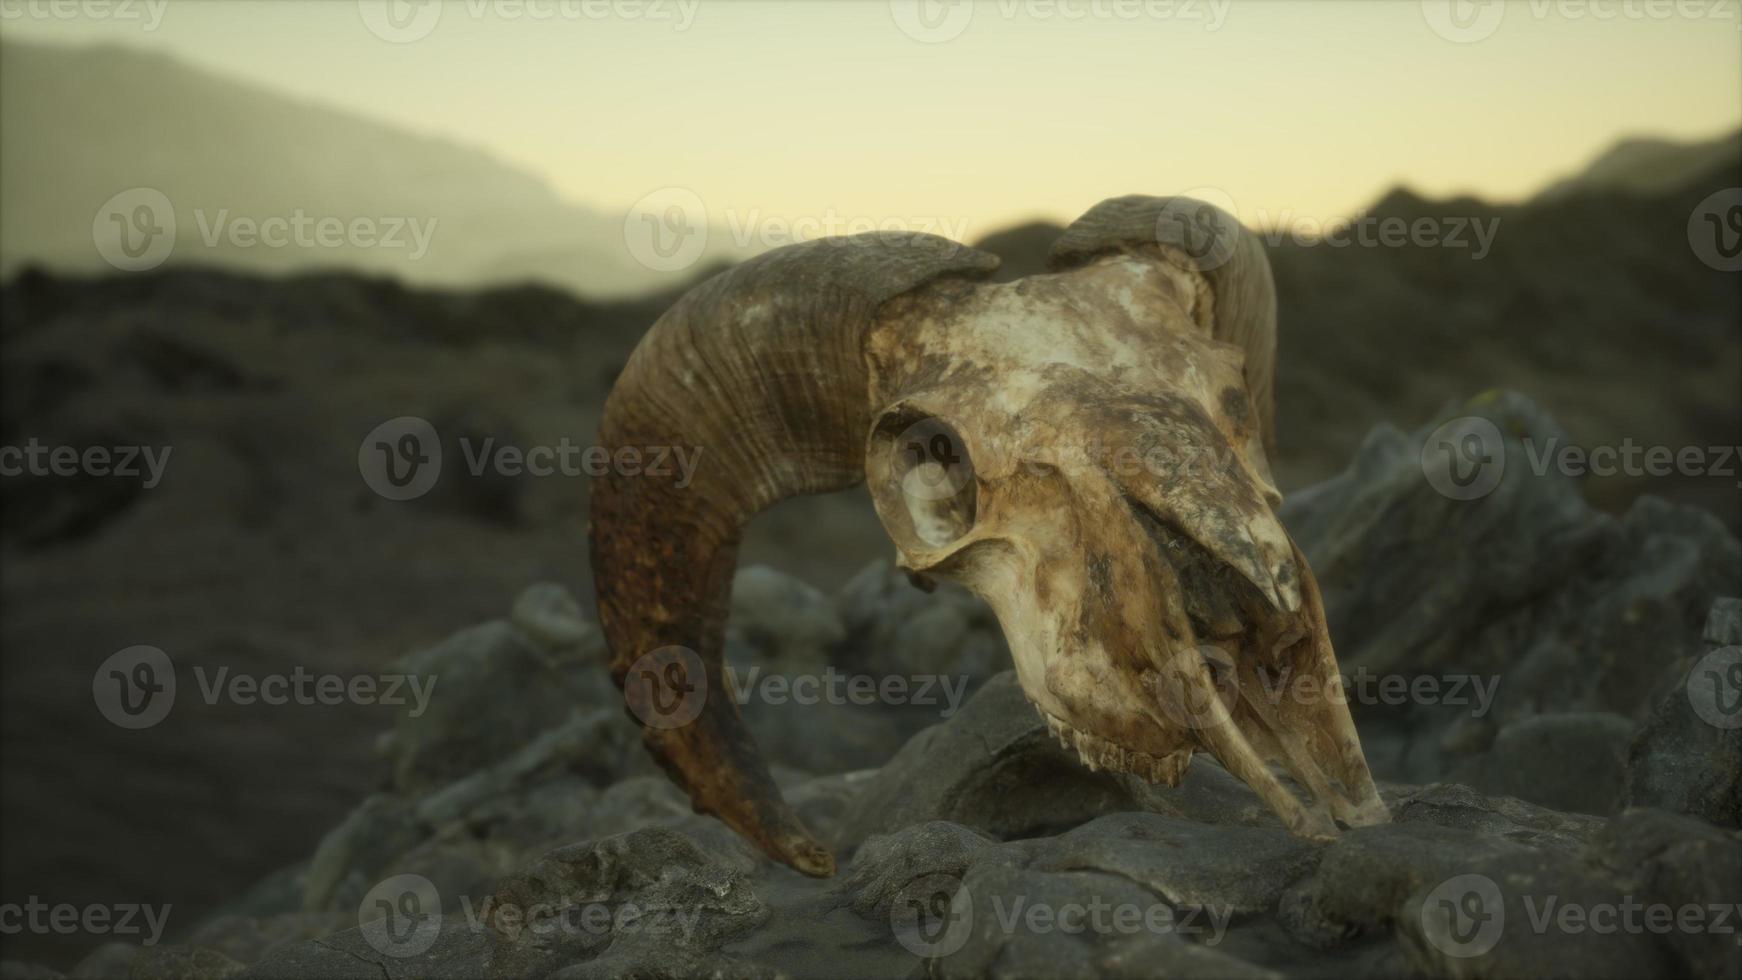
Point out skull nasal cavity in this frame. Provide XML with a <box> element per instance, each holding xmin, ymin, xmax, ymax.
<box><xmin>1126</xmin><ymin>495</ymin><xmax>1252</xmax><ymax>642</ymax></box>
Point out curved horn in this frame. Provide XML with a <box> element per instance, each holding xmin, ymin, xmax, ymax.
<box><xmin>590</xmin><ymin>233</ymin><xmax>999</xmax><ymax>876</ymax></box>
<box><xmin>1049</xmin><ymin>195</ymin><xmax>1279</xmax><ymax>453</ymax></box>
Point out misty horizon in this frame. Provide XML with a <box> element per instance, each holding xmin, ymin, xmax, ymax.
<box><xmin>4</xmin><ymin>1</ymin><xmax>1739</xmax><ymax>239</ymax></box>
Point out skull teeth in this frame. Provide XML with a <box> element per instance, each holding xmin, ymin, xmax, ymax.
<box><xmin>1035</xmin><ymin>703</ymin><xmax>1190</xmax><ymax>786</ymax></box>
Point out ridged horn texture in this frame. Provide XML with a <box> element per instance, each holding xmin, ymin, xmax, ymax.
<box><xmin>1048</xmin><ymin>195</ymin><xmax>1279</xmax><ymax>453</ymax></box>
<box><xmin>589</xmin><ymin>233</ymin><xmax>1000</xmax><ymax>877</ymax></box>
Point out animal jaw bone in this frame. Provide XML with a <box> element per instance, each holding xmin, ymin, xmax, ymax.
<box><xmin>1038</xmin><ymin>703</ymin><xmax>1193</xmax><ymax>786</ymax></box>
<box><xmin>590</xmin><ymin>196</ymin><xmax>1388</xmax><ymax>878</ymax></box>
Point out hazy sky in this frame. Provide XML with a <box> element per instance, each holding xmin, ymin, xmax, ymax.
<box><xmin>4</xmin><ymin>0</ymin><xmax>1739</xmax><ymax>235</ymax></box>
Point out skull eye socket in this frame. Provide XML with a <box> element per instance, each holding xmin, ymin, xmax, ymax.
<box><xmin>869</xmin><ymin>411</ymin><xmax>978</xmax><ymax>550</ymax></box>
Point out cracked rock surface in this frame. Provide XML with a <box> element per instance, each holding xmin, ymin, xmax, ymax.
<box><xmin>16</xmin><ymin>395</ymin><xmax>1739</xmax><ymax>979</ymax></box>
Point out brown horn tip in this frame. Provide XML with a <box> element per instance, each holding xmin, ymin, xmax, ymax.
<box><xmin>593</xmin><ymin>486</ymin><xmax>840</xmax><ymax>876</ymax></box>
<box><xmin>643</xmin><ymin>703</ymin><xmax>836</xmax><ymax>876</ymax></box>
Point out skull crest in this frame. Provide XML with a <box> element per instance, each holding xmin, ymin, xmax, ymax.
<box><xmin>591</xmin><ymin>196</ymin><xmax>1387</xmax><ymax>877</ymax></box>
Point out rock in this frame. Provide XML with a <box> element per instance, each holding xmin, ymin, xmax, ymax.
<box><xmin>1027</xmin><ymin>813</ymin><xmax>1318</xmax><ymax>916</ymax></box>
<box><xmin>727</xmin><ymin>565</ymin><xmax>845</xmax><ymax>665</ymax></box>
<box><xmin>68</xmin><ymin>943</ymin><xmax>137</xmax><ymax>979</ymax></box>
<box><xmin>723</xmin><ymin>563</ymin><xmax>991</xmax><ymax>776</ymax></box>
<box><xmin>379</xmin><ymin>617</ymin><xmax>613</xmax><ymax>794</ymax></box>
<box><xmin>484</xmin><ymin>828</ymin><xmax>768</xmax><ymax>980</ymax></box>
<box><xmin>1459</xmin><ymin>712</ymin><xmax>1634</xmax><ymax>816</ymax></box>
<box><xmin>838</xmin><ymin>821</ymin><xmax>995</xmax><ymax>917</ymax></box>
<box><xmin>737</xmin><ymin>686</ymin><xmax>928</xmax><ymax>776</ymax></box>
<box><xmin>199</xmin><ymin>864</ymin><xmax>308</xmax><ymax>926</ymax></box>
<box><xmin>580</xmin><ymin>778</ymin><xmax>693</xmax><ymax>840</ymax></box>
<box><xmin>187</xmin><ymin>913</ymin><xmax>352</xmax><ymax>968</ymax></box>
<box><xmin>834</xmin><ymin>672</ymin><xmax>1142</xmax><ymax>852</ymax></box>
<box><xmin>1707</xmin><ymin>597</ymin><xmax>1742</xmax><ymax>647</ymax></box>
<box><xmin>240</xmin><ymin>916</ymin><xmax>491</xmax><ymax>980</ymax></box>
<box><xmin>1280</xmin><ymin>395</ymin><xmax>1591</xmax><ymax>681</ymax></box>
<box><xmin>125</xmin><ymin>946</ymin><xmax>246</xmax><ymax>980</ymax></box>
<box><xmin>545</xmin><ymin>948</ymin><xmax>780</xmax><ymax>980</ymax></box>
<box><xmin>0</xmin><ymin>964</ymin><xmax>62</xmax><ymax>980</ymax></box>
<box><xmin>1625</xmin><ymin>597</ymin><xmax>1742</xmax><ymax>828</ymax></box>
<box><xmin>833</xmin><ymin>560</ymin><xmax>1006</xmax><ymax>683</ymax></box>
<box><xmin>302</xmin><ymin>795</ymin><xmax>425</xmax><ymax>912</ymax></box>
<box><xmin>718</xmin><ymin>866</ymin><xmax>917</xmax><ymax>980</ymax></box>
<box><xmin>782</xmin><ymin>769</ymin><xmax>878</xmax><ymax>848</ymax></box>
<box><xmin>1586</xmin><ymin>808</ymin><xmax>1742</xmax><ymax>980</ymax></box>
<box><xmin>1389</xmin><ymin>782</ymin><xmax>1604</xmax><ymax>855</ymax></box>
<box><xmin>303</xmin><ymin>705</ymin><xmax>658</xmax><ymax>915</ymax></box>
<box><xmin>509</xmin><ymin>584</ymin><xmax>599</xmax><ymax>658</ymax></box>
<box><xmin>1281</xmin><ymin>393</ymin><xmax>1740</xmax><ymax>785</ymax></box>
<box><xmin>1120</xmin><ymin>755</ymin><xmax>1294</xmax><ymax>830</ymax></box>
<box><xmin>1276</xmin><ymin>821</ymin><xmax>1534</xmax><ymax>949</ymax></box>
<box><xmin>934</xmin><ymin>864</ymin><xmax>1275</xmax><ymax>980</ymax></box>
<box><xmin>1396</xmin><ymin>848</ymin><xmax>1677</xmax><ymax>980</ymax></box>
<box><xmin>411</xmin><ymin>709</ymin><xmax>637</xmax><ymax>831</ymax></box>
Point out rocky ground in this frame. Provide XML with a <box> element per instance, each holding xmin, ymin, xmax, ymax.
<box><xmin>7</xmin><ymin>391</ymin><xmax>1736</xmax><ymax>979</ymax></box>
<box><xmin>4</xmin><ymin>153</ymin><xmax>1738</xmax><ymax>950</ymax></box>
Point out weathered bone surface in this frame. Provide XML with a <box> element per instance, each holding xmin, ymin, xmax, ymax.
<box><xmin>590</xmin><ymin>198</ymin><xmax>1387</xmax><ymax>877</ymax></box>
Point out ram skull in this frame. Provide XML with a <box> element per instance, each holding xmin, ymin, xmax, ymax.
<box><xmin>591</xmin><ymin>196</ymin><xmax>1387</xmax><ymax>877</ymax></box>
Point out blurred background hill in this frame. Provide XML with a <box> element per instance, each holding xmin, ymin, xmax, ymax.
<box><xmin>1534</xmin><ymin>129</ymin><xmax>1742</xmax><ymax>201</ymax></box>
<box><xmin>0</xmin><ymin>40</ymin><xmax>751</xmax><ymax>297</ymax></box>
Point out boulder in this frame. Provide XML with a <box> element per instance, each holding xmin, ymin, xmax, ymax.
<box><xmin>1625</xmin><ymin>597</ymin><xmax>1742</xmax><ymax>827</ymax></box>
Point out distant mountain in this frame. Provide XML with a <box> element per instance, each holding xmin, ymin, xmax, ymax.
<box><xmin>1533</xmin><ymin>128</ymin><xmax>1741</xmax><ymax>202</ymax></box>
<box><xmin>0</xmin><ymin>40</ymin><xmax>744</xmax><ymax>298</ymax></box>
